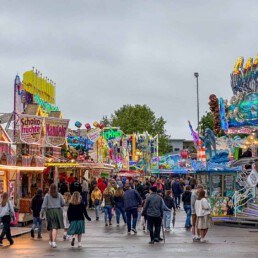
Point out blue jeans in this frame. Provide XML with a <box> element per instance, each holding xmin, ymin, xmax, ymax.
<box><xmin>0</xmin><ymin>216</ymin><xmax>13</xmax><ymax>243</ymax></box>
<box><xmin>126</xmin><ymin>208</ymin><xmax>138</xmax><ymax>232</ymax></box>
<box><xmin>104</xmin><ymin>205</ymin><xmax>113</xmax><ymax>222</ymax></box>
<box><xmin>164</xmin><ymin>210</ymin><xmax>171</xmax><ymax>229</ymax></box>
<box><xmin>94</xmin><ymin>204</ymin><xmax>101</xmax><ymax>219</ymax></box>
<box><xmin>115</xmin><ymin>206</ymin><xmax>127</xmax><ymax>224</ymax></box>
<box><xmin>32</xmin><ymin>217</ymin><xmax>42</xmax><ymax>236</ymax></box>
<box><xmin>174</xmin><ymin>194</ymin><xmax>181</xmax><ymax>208</ymax></box>
<box><xmin>184</xmin><ymin>205</ymin><xmax>191</xmax><ymax>227</ymax></box>
<box><xmin>82</xmin><ymin>191</ymin><xmax>88</xmax><ymax>207</ymax></box>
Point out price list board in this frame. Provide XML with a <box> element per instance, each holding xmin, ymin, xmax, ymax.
<box><xmin>197</xmin><ymin>174</ymin><xmax>209</xmax><ymax>195</ymax></box>
<box><xmin>211</xmin><ymin>175</ymin><xmax>222</xmax><ymax>197</ymax></box>
<box><xmin>223</xmin><ymin>175</ymin><xmax>235</xmax><ymax>197</ymax></box>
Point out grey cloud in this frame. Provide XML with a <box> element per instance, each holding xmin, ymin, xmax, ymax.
<box><xmin>0</xmin><ymin>0</ymin><xmax>257</xmax><ymax>139</ymax></box>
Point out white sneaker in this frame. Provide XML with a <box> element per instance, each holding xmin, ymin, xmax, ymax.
<box><xmin>49</xmin><ymin>241</ymin><xmax>52</xmax><ymax>247</ymax></box>
<box><xmin>78</xmin><ymin>242</ymin><xmax>82</xmax><ymax>248</ymax></box>
<box><xmin>52</xmin><ymin>242</ymin><xmax>57</xmax><ymax>248</ymax></box>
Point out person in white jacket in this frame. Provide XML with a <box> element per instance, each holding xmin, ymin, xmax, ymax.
<box><xmin>194</xmin><ymin>190</ymin><xmax>211</xmax><ymax>243</ymax></box>
<box><xmin>0</xmin><ymin>192</ymin><xmax>14</xmax><ymax>246</ymax></box>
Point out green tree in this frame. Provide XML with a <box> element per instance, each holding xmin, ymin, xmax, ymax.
<box><xmin>102</xmin><ymin>104</ymin><xmax>172</xmax><ymax>155</ymax></box>
<box><xmin>199</xmin><ymin>111</ymin><xmax>225</xmax><ymax>137</ymax></box>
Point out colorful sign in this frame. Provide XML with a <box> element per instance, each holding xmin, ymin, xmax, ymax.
<box><xmin>87</xmin><ymin>128</ymin><xmax>100</xmax><ymax>143</ymax></box>
<box><xmin>45</xmin><ymin>118</ymin><xmax>69</xmax><ymax>146</ymax></box>
<box><xmin>20</xmin><ymin>115</ymin><xmax>43</xmax><ymax>144</ymax></box>
<box><xmin>102</xmin><ymin>128</ymin><xmax>123</xmax><ymax>140</ymax></box>
<box><xmin>34</xmin><ymin>95</ymin><xmax>59</xmax><ymax>114</ymax></box>
<box><xmin>23</xmin><ymin>70</ymin><xmax>56</xmax><ymax>104</ymax></box>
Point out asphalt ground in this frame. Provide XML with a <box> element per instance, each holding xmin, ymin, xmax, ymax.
<box><xmin>1</xmin><ymin>208</ymin><xmax>258</xmax><ymax>258</ymax></box>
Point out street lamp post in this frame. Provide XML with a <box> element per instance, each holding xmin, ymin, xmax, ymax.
<box><xmin>194</xmin><ymin>72</ymin><xmax>200</xmax><ymax>135</ymax></box>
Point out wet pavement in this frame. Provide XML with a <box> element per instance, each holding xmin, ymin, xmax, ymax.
<box><xmin>1</xmin><ymin>209</ymin><xmax>258</xmax><ymax>258</ymax></box>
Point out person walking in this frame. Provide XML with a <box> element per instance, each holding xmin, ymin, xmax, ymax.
<box><xmin>189</xmin><ymin>176</ymin><xmax>197</xmax><ymax>190</ymax></box>
<box><xmin>30</xmin><ymin>189</ymin><xmax>44</xmax><ymax>239</ymax></box>
<box><xmin>195</xmin><ymin>190</ymin><xmax>211</xmax><ymax>243</ymax></box>
<box><xmin>191</xmin><ymin>184</ymin><xmax>203</xmax><ymax>241</ymax></box>
<box><xmin>88</xmin><ymin>178</ymin><xmax>97</xmax><ymax>209</ymax></box>
<box><xmin>81</xmin><ymin>177</ymin><xmax>89</xmax><ymax>208</ymax></box>
<box><xmin>63</xmin><ymin>192</ymin><xmax>71</xmax><ymax>240</ymax></box>
<box><xmin>182</xmin><ymin>185</ymin><xmax>192</xmax><ymax>229</ymax></box>
<box><xmin>0</xmin><ymin>192</ymin><xmax>14</xmax><ymax>246</ymax></box>
<box><xmin>163</xmin><ymin>190</ymin><xmax>175</xmax><ymax>231</ymax></box>
<box><xmin>70</xmin><ymin>177</ymin><xmax>82</xmax><ymax>195</ymax></box>
<box><xmin>103</xmin><ymin>183</ymin><xmax>114</xmax><ymax>226</ymax></box>
<box><xmin>172</xmin><ymin>178</ymin><xmax>183</xmax><ymax>209</ymax></box>
<box><xmin>142</xmin><ymin>186</ymin><xmax>163</xmax><ymax>244</ymax></box>
<box><xmin>58</xmin><ymin>178</ymin><xmax>68</xmax><ymax>195</ymax></box>
<box><xmin>114</xmin><ymin>186</ymin><xmax>127</xmax><ymax>226</ymax></box>
<box><xmin>67</xmin><ymin>191</ymin><xmax>91</xmax><ymax>247</ymax></box>
<box><xmin>40</xmin><ymin>183</ymin><xmax>65</xmax><ymax>248</ymax></box>
<box><xmin>123</xmin><ymin>184</ymin><xmax>142</xmax><ymax>234</ymax></box>
<box><xmin>91</xmin><ymin>185</ymin><xmax>102</xmax><ymax>221</ymax></box>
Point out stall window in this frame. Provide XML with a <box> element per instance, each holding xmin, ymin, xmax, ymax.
<box><xmin>223</xmin><ymin>175</ymin><xmax>235</xmax><ymax>197</ymax></box>
<box><xmin>197</xmin><ymin>174</ymin><xmax>210</xmax><ymax>195</ymax></box>
<box><xmin>211</xmin><ymin>175</ymin><xmax>222</xmax><ymax>197</ymax></box>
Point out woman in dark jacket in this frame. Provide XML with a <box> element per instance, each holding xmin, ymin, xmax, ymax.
<box><xmin>114</xmin><ymin>187</ymin><xmax>126</xmax><ymax>226</ymax></box>
<box><xmin>182</xmin><ymin>185</ymin><xmax>192</xmax><ymax>228</ymax></box>
<box><xmin>67</xmin><ymin>191</ymin><xmax>91</xmax><ymax>248</ymax></box>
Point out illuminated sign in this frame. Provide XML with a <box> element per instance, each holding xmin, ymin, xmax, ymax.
<box><xmin>23</xmin><ymin>70</ymin><xmax>56</xmax><ymax>104</ymax></box>
<box><xmin>102</xmin><ymin>128</ymin><xmax>123</xmax><ymax>140</ymax></box>
<box><xmin>35</xmin><ymin>95</ymin><xmax>59</xmax><ymax>114</ymax></box>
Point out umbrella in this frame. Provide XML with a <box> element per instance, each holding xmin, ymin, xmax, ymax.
<box><xmin>230</xmin><ymin>157</ymin><xmax>258</xmax><ymax>167</ymax></box>
<box><xmin>172</xmin><ymin>210</ymin><xmax>176</xmax><ymax>228</ymax></box>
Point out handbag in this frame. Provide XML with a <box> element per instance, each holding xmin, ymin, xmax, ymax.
<box><xmin>101</xmin><ymin>198</ymin><xmax>105</xmax><ymax>208</ymax></box>
<box><xmin>8</xmin><ymin>201</ymin><xmax>15</xmax><ymax>222</ymax></box>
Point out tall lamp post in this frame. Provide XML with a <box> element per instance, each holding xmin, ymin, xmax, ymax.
<box><xmin>194</xmin><ymin>72</ymin><xmax>200</xmax><ymax>135</ymax></box>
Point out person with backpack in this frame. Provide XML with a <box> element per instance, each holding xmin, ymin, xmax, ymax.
<box><xmin>30</xmin><ymin>189</ymin><xmax>44</xmax><ymax>239</ymax></box>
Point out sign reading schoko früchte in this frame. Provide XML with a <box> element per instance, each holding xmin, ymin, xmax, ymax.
<box><xmin>20</xmin><ymin>115</ymin><xmax>43</xmax><ymax>144</ymax></box>
<box><xmin>45</xmin><ymin>118</ymin><xmax>70</xmax><ymax>146</ymax></box>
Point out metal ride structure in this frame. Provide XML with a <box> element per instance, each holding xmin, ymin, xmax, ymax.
<box><xmin>222</xmin><ymin>55</ymin><xmax>258</xmax><ymax>218</ymax></box>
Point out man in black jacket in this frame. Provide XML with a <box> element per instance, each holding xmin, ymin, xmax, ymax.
<box><xmin>70</xmin><ymin>177</ymin><xmax>82</xmax><ymax>195</ymax></box>
<box><xmin>142</xmin><ymin>186</ymin><xmax>163</xmax><ymax>244</ymax></box>
<box><xmin>30</xmin><ymin>189</ymin><xmax>44</xmax><ymax>238</ymax></box>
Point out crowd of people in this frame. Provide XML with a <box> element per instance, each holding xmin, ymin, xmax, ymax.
<box><xmin>0</xmin><ymin>173</ymin><xmax>212</xmax><ymax>247</ymax></box>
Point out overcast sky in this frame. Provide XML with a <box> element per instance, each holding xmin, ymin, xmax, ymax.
<box><xmin>0</xmin><ymin>0</ymin><xmax>257</xmax><ymax>139</ymax></box>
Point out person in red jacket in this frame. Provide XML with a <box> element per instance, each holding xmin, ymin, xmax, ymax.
<box><xmin>97</xmin><ymin>178</ymin><xmax>106</xmax><ymax>193</ymax></box>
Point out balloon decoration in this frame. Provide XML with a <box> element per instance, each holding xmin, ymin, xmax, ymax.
<box><xmin>209</xmin><ymin>94</ymin><xmax>221</xmax><ymax>134</ymax></box>
<box><xmin>99</xmin><ymin>122</ymin><xmax>105</xmax><ymax>130</ymax></box>
<box><xmin>75</xmin><ymin>121</ymin><xmax>82</xmax><ymax>128</ymax></box>
<box><xmin>93</xmin><ymin>121</ymin><xmax>99</xmax><ymax>128</ymax></box>
<box><xmin>85</xmin><ymin>123</ymin><xmax>91</xmax><ymax>131</ymax></box>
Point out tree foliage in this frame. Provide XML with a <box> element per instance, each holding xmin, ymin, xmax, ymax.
<box><xmin>102</xmin><ymin>104</ymin><xmax>171</xmax><ymax>155</ymax></box>
<box><xmin>199</xmin><ymin>111</ymin><xmax>225</xmax><ymax>137</ymax></box>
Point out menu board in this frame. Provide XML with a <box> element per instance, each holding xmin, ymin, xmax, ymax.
<box><xmin>211</xmin><ymin>175</ymin><xmax>222</xmax><ymax>197</ymax></box>
<box><xmin>223</xmin><ymin>175</ymin><xmax>235</xmax><ymax>197</ymax></box>
<box><xmin>197</xmin><ymin>174</ymin><xmax>209</xmax><ymax>195</ymax></box>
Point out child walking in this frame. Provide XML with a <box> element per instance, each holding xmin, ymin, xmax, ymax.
<box><xmin>67</xmin><ymin>191</ymin><xmax>91</xmax><ymax>247</ymax></box>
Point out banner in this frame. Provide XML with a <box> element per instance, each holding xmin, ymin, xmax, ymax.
<box><xmin>45</xmin><ymin>118</ymin><xmax>69</xmax><ymax>146</ymax></box>
<box><xmin>20</xmin><ymin>115</ymin><xmax>43</xmax><ymax>144</ymax></box>
<box><xmin>87</xmin><ymin>128</ymin><xmax>100</xmax><ymax>143</ymax></box>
